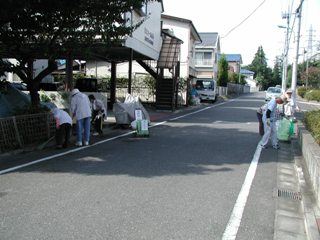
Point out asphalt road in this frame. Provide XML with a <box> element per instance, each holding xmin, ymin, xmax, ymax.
<box><xmin>0</xmin><ymin>92</ymin><xmax>285</xmax><ymax>239</ymax></box>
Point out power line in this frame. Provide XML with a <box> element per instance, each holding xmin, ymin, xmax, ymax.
<box><xmin>221</xmin><ymin>0</ymin><xmax>266</xmax><ymax>38</ymax></box>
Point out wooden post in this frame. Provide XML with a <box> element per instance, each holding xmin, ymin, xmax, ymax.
<box><xmin>12</xmin><ymin>117</ymin><xmax>23</xmax><ymax>148</ymax></box>
<box><xmin>66</xmin><ymin>54</ymin><xmax>73</xmax><ymax>90</ymax></box>
<box><xmin>128</xmin><ymin>48</ymin><xmax>133</xmax><ymax>94</ymax></box>
<box><xmin>110</xmin><ymin>61</ymin><xmax>117</xmax><ymax>106</ymax></box>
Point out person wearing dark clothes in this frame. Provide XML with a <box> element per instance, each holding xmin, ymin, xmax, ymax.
<box><xmin>88</xmin><ymin>94</ymin><xmax>107</xmax><ymax>136</ymax></box>
<box><xmin>51</xmin><ymin>108</ymin><xmax>72</xmax><ymax>149</ymax></box>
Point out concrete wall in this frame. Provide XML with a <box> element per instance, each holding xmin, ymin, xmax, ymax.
<box><xmin>298</xmin><ymin>123</ymin><xmax>320</xmax><ymax>207</ymax></box>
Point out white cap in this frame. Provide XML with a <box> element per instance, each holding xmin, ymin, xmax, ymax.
<box><xmin>71</xmin><ymin>88</ymin><xmax>80</xmax><ymax>96</ymax></box>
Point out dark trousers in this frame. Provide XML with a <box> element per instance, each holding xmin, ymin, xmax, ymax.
<box><xmin>256</xmin><ymin>112</ymin><xmax>264</xmax><ymax>136</ymax></box>
<box><xmin>92</xmin><ymin>111</ymin><xmax>103</xmax><ymax>134</ymax></box>
<box><xmin>55</xmin><ymin>123</ymin><xmax>71</xmax><ymax>147</ymax></box>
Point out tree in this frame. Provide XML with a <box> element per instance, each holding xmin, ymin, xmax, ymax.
<box><xmin>0</xmin><ymin>0</ymin><xmax>157</xmax><ymax>107</ymax></box>
<box><xmin>217</xmin><ymin>54</ymin><xmax>228</xmax><ymax>87</ymax></box>
<box><xmin>271</xmin><ymin>58</ymin><xmax>282</xmax><ymax>87</ymax></box>
<box><xmin>247</xmin><ymin>46</ymin><xmax>273</xmax><ymax>90</ymax></box>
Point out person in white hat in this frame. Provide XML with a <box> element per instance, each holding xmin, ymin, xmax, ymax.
<box><xmin>260</xmin><ymin>95</ymin><xmax>287</xmax><ymax>149</ymax></box>
<box><xmin>70</xmin><ymin>88</ymin><xmax>92</xmax><ymax>146</ymax></box>
<box><xmin>284</xmin><ymin>89</ymin><xmax>299</xmax><ymax>118</ymax></box>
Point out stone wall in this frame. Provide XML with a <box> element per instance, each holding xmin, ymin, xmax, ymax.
<box><xmin>298</xmin><ymin>123</ymin><xmax>320</xmax><ymax>207</ymax></box>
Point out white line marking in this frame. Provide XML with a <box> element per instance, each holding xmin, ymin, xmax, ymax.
<box><xmin>0</xmin><ymin>131</ymin><xmax>135</xmax><ymax>175</ymax></box>
<box><xmin>0</xmin><ymin>100</ymin><xmax>230</xmax><ymax>175</ymax></box>
<box><xmin>222</xmin><ymin>144</ymin><xmax>263</xmax><ymax>240</ymax></box>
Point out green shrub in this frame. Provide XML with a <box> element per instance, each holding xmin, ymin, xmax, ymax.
<box><xmin>304</xmin><ymin>110</ymin><xmax>320</xmax><ymax>145</ymax></box>
<box><xmin>13</xmin><ymin>104</ymin><xmax>50</xmax><ymax>116</ymax></box>
<box><xmin>305</xmin><ymin>89</ymin><xmax>320</xmax><ymax>102</ymax></box>
<box><xmin>297</xmin><ymin>87</ymin><xmax>307</xmax><ymax>98</ymax></box>
<box><xmin>40</xmin><ymin>94</ymin><xmax>51</xmax><ymax>102</ymax></box>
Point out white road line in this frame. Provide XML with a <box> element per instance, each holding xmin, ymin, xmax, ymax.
<box><xmin>0</xmin><ymin>131</ymin><xmax>135</xmax><ymax>175</ymax></box>
<box><xmin>222</xmin><ymin>144</ymin><xmax>263</xmax><ymax>240</ymax></box>
<box><xmin>0</xmin><ymin>100</ymin><xmax>230</xmax><ymax>175</ymax></box>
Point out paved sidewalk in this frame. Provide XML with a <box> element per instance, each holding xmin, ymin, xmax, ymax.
<box><xmin>274</xmin><ymin>134</ymin><xmax>320</xmax><ymax>240</ymax></box>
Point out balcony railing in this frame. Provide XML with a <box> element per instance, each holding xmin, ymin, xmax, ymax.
<box><xmin>195</xmin><ymin>59</ymin><xmax>214</xmax><ymax>66</ymax></box>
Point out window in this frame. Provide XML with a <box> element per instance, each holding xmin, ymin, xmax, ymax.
<box><xmin>195</xmin><ymin>52</ymin><xmax>213</xmax><ymax>66</ymax></box>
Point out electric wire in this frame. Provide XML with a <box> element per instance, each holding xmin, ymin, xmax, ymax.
<box><xmin>221</xmin><ymin>0</ymin><xmax>267</xmax><ymax>38</ymax></box>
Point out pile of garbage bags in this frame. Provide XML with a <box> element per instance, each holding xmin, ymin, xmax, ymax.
<box><xmin>112</xmin><ymin>94</ymin><xmax>150</xmax><ymax>126</ymax></box>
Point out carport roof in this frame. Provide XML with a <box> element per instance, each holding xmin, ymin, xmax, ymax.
<box><xmin>0</xmin><ymin>42</ymin><xmax>154</xmax><ymax>62</ymax></box>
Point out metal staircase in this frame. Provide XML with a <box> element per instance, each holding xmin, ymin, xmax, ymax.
<box><xmin>138</xmin><ymin>33</ymin><xmax>182</xmax><ymax>111</ymax></box>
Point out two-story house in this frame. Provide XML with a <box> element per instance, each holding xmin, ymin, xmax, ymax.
<box><xmin>161</xmin><ymin>14</ymin><xmax>201</xmax><ymax>104</ymax></box>
<box><xmin>223</xmin><ymin>54</ymin><xmax>243</xmax><ymax>74</ymax></box>
<box><xmin>195</xmin><ymin>32</ymin><xmax>221</xmax><ymax>82</ymax></box>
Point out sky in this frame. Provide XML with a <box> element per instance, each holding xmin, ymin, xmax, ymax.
<box><xmin>162</xmin><ymin>0</ymin><xmax>320</xmax><ymax>67</ymax></box>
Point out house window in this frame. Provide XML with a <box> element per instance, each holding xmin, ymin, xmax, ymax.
<box><xmin>195</xmin><ymin>52</ymin><xmax>213</xmax><ymax>66</ymax></box>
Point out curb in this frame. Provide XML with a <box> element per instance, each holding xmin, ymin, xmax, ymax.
<box><xmin>293</xmin><ymin>139</ymin><xmax>320</xmax><ymax>240</ymax></box>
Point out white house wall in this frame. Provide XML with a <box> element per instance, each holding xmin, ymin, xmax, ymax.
<box><xmin>125</xmin><ymin>1</ymin><xmax>163</xmax><ymax>60</ymax></box>
<box><xmin>162</xmin><ymin>20</ymin><xmax>191</xmax><ymax>78</ymax></box>
<box><xmin>86</xmin><ymin>61</ymin><xmax>111</xmax><ymax>78</ymax></box>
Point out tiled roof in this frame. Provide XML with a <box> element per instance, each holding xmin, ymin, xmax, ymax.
<box><xmin>218</xmin><ymin>54</ymin><xmax>242</xmax><ymax>63</ymax></box>
<box><xmin>240</xmin><ymin>68</ymin><xmax>255</xmax><ymax>75</ymax></box>
<box><xmin>197</xmin><ymin>32</ymin><xmax>219</xmax><ymax>47</ymax></box>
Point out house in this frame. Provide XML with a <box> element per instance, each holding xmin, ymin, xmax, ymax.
<box><xmin>223</xmin><ymin>54</ymin><xmax>243</xmax><ymax>74</ymax></box>
<box><xmin>161</xmin><ymin>14</ymin><xmax>201</xmax><ymax>81</ymax></box>
<box><xmin>195</xmin><ymin>32</ymin><xmax>221</xmax><ymax>81</ymax></box>
<box><xmin>86</xmin><ymin>1</ymin><xmax>164</xmax><ymax>79</ymax></box>
<box><xmin>240</xmin><ymin>68</ymin><xmax>259</xmax><ymax>91</ymax></box>
<box><xmin>161</xmin><ymin>14</ymin><xmax>201</xmax><ymax>104</ymax></box>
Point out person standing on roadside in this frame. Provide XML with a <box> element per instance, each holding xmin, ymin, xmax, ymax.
<box><xmin>70</xmin><ymin>88</ymin><xmax>92</xmax><ymax>146</ymax></box>
<box><xmin>284</xmin><ymin>89</ymin><xmax>299</xmax><ymax>119</ymax></box>
<box><xmin>260</xmin><ymin>95</ymin><xmax>287</xmax><ymax>149</ymax></box>
<box><xmin>256</xmin><ymin>102</ymin><xmax>267</xmax><ymax>136</ymax></box>
<box><xmin>88</xmin><ymin>94</ymin><xmax>107</xmax><ymax>136</ymax></box>
<box><xmin>51</xmin><ymin>107</ymin><xmax>72</xmax><ymax>149</ymax></box>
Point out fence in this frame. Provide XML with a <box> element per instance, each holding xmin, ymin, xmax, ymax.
<box><xmin>0</xmin><ymin>112</ymin><xmax>55</xmax><ymax>153</ymax></box>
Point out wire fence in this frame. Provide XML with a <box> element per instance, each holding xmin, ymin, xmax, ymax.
<box><xmin>0</xmin><ymin>112</ymin><xmax>55</xmax><ymax>153</ymax></box>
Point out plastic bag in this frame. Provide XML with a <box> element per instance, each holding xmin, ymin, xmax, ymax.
<box><xmin>277</xmin><ymin>118</ymin><xmax>293</xmax><ymax>141</ymax></box>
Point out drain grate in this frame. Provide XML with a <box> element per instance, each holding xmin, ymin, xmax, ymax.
<box><xmin>276</xmin><ymin>189</ymin><xmax>302</xmax><ymax>201</ymax></box>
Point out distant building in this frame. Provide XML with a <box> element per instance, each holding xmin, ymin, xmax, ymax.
<box><xmin>240</xmin><ymin>68</ymin><xmax>257</xmax><ymax>89</ymax></box>
<box><xmin>222</xmin><ymin>54</ymin><xmax>243</xmax><ymax>74</ymax></box>
<box><xmin>195</xmin><ymin>32</ymin><xmax>221</xmax><ymax>81</ymax></box>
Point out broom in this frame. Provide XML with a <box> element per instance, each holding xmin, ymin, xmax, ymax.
<box><xmin>36</xmin><ymin>136</ymin><xmax>55</xmax><ymax>150</ymax></box>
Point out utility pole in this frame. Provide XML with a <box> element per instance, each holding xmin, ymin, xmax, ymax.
<box><xmin>305</xmin><ymin>25</ymin><xmax>314</xmax><ymax>88</ymax></box>
<box><xmin>291</xmin><ymin>0</ymin><xmax>304</xmax><ymax>114</ymax></box>
<box><xmin>280</xmin><ymin>12</ymin><xmax>290</xmax><ymax>93</ymax></box>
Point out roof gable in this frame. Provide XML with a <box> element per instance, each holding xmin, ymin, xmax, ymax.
<box><xmin>161</xmin><ymin>14</ymin><xmax>201</xmax><ymax>42</ymax></box>
<box><xmin>197</xmin><ymin>32</ymin><xmax>219</xmax><ymax>47</ymax></box>
<box><xmin>218</xmin><ymin>54</ymin><xmax>242</xmax><ymax>63</ymax></box>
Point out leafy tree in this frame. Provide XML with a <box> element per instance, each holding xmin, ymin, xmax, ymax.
<box><xmin>271</xmin><ymin>59</ymin><xmax>282</xmax><ymax>87</ymax></box>
<box><xmin>217</xmin><ymin>54</ymin><xmax>228</xmax><ymax>87</ymax></box>
<box><xmin>0</xmin><ymin>0</ymin><xmax>158</xmax><ymax>107</ymax></box>
<box><xmin>300</xmin><ymin>66</ymin><xmax>320</xmax><ymax>88</ymax></box>
<box><xmin>247</xmin><ymin>46</ymin><xmax>273</xmax><ymax>90</ymax></box>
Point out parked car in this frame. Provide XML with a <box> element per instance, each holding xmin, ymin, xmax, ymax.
<box><xmin>39</xmin><ymin>82</ymin><xmax>64</xmax><ymax>91</ymax></box>
<box><xmin>10</xmin><ymin>82</ymin><xmax>27</xmax><ymax>91</ymax></box>
<box><xmin>265</xmin><ymin>87</ymin><xmax>282</xmax><ymax>101</ymax></box>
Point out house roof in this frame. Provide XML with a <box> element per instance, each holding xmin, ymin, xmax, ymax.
<box><xmin>197</xmin><ymin>32</ymin><xmax>219</xmax><ymax>47</ymax></box>
<box><xmin>218</xmin><ymin>54</ymin><xmax>242</xmax><ymax>64</ymax></box>
<box><xmin>240</xmin><ymin>68</ymin><xmax>254</xmax><ymax>75</ymax></box>
<box><xmin>161</xmin><ymin>14</ymin><xmax>202</xmax><ymax>43</ymax></box>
